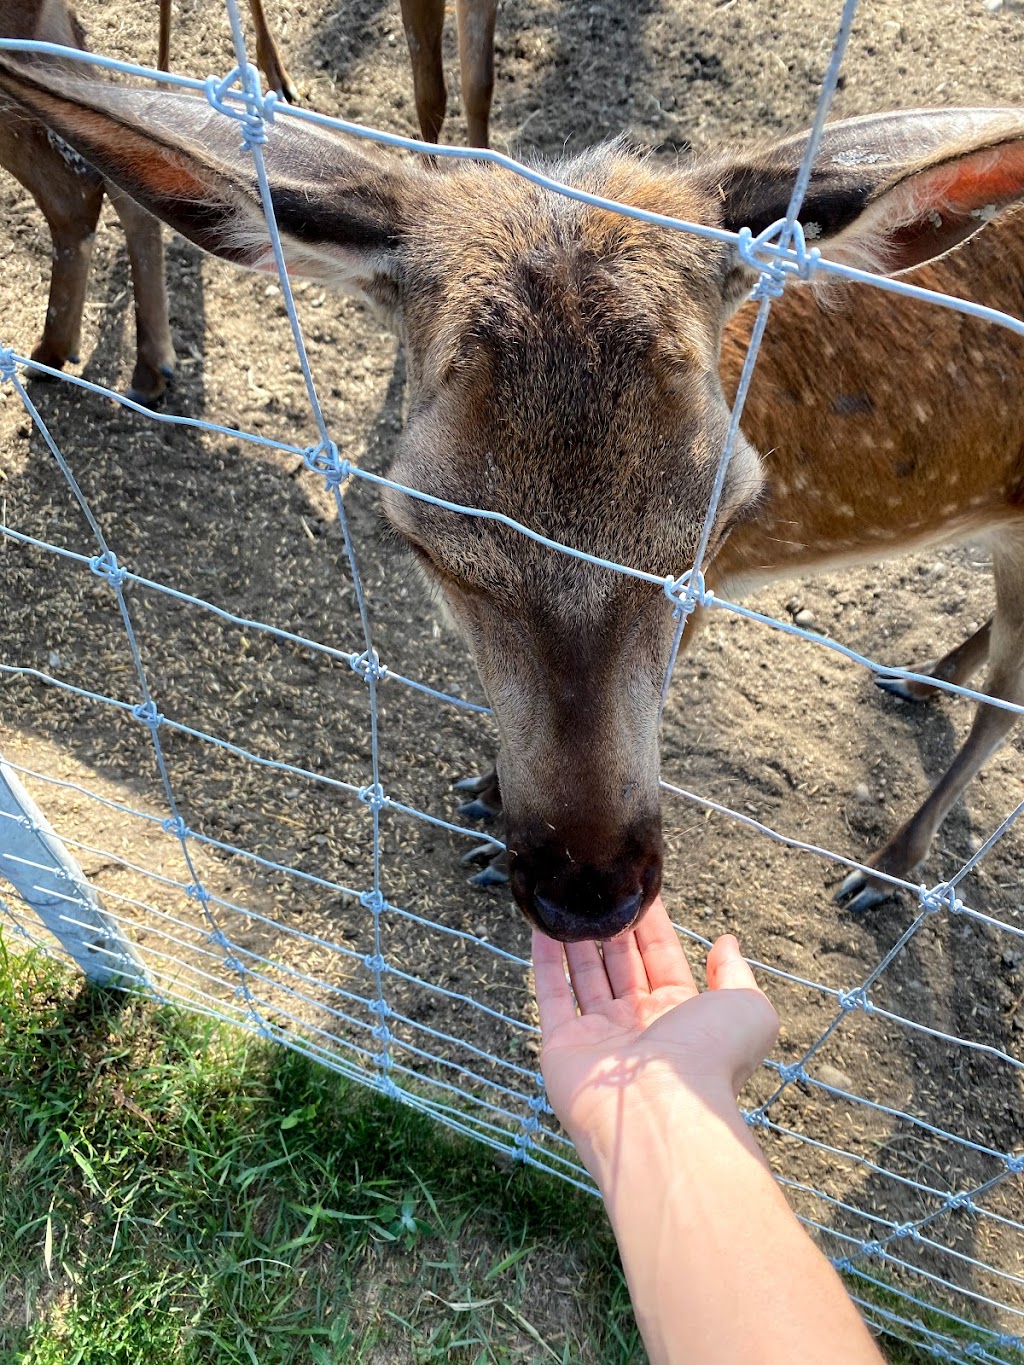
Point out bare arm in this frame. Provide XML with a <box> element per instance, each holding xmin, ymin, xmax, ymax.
<box><xmin>532</xmin><ymin>899</ymin><xmax>883</xmax><ymax>1365</ymax></box>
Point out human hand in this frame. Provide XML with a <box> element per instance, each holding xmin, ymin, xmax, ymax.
<box><xmin>532</xmin><ymin>896</ymin><xmax>778</xmax><ymax>1168</ymax></box>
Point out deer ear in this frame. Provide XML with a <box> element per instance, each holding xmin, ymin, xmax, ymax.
<box><xmin>712</xmin><ymin>108</ymin><xmax>1024</xmax><ymax>277</ymax></box>
<box><xmin>0</xmin><ymin>57</ymin><xmax>419</xmax><ymax>307</ymax></box>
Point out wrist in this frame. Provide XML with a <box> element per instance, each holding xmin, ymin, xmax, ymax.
<box><xmin>569</xmin><ymin>1063</ymin><xmax>747</xmax><ymax>1193</ymax></box>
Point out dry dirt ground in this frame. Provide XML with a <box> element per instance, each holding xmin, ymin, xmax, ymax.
<box><xmin>3</xmin><ymin>0</ymin><xmax>1024</xmax><ymax>1347</ymax></box>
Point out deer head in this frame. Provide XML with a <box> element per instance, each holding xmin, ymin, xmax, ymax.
<box><xmin>4</xmin><ymin>56</ymin><xmax>1024</xmax><ymax>939</ymax></box>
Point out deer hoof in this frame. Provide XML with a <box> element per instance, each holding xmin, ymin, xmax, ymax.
<box><xmin>458</xmin><ymin>798</ymin><xmax>499</xmax><ymax>823</ymax></box>
<box><xmin>462</xmin><ymin>840</ymin><xmax>502</xmax><ymax>866</ymax></box>
<box><xmin>468</xmin><ymin>849</ymin><xmax>509</xmax><ymax>889</ymax></box>
<box><xmin>874</xmin><ymin>672</ymin><xmax>931</xmax><ymax>703</ymax></box>
<box><xmin>453</xmin><ymin>773</ymin><xmax>492</xmax><ymax>794</ymax></box>
<box><xmin>453</xmin><ymin>768</ymin><xmax>502</xmax><ymax>821</ymax></box>
<box><xmin>833</xmin><ymin>869</ymin><xmax>891</xmax><ymax>914</ymax></box>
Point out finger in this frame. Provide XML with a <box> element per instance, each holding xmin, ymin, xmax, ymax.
<box><xmin>634</xmin><ymin>896</ymin><xmax>698</xmax><ymax>996</ymax></box>
<box><xmin>706</xmin><ymin>934</ymin><xmax>760</xmax><ymax>993</ymax></box>
<box><xmin>531</xmin><ymin>930</ymin><xmax>578</xmax><ymax>1034</ymax></box>
<box><xmin>564</xmin><ymin>938</ymin><xmax>613</xmax><ymax>1013</ymax></box>
<box><xmin>600</xmin><ymin>929</ymin><xmax>651</xmax><ymax>998</ymax></box>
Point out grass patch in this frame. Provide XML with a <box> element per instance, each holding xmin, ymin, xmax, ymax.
<box><xmin>0</xmin><ymin>934</ymin><xmax>1011</xmax><ymax>1364</ymax></box>
<box><xmin>0</xmin><ymin>937</ymin><xmax>636</xmax><ymax>1363</ymax></box>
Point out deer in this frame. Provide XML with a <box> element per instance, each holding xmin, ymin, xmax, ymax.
<box><xmin>0</xmin><ymin>2</ymin><xmax>175</xmax><ymax>403</ymax></box>
<box><xmin>1</xmin><ymin>0</ymin><xmax>494</xmax><ymax>393</ymax></box>
<box><xmin>158</xmin><ymin>0</ymin><xmax>298</xmax><ymax>105</ymax></box>
<box><xmin>1</xmin><ymin>55</ymin><xmax>1022</xmax><ymax>942</ymax></box>
<box><xmin>397</xmin><ymin>0</ymin><xmax>497</xmax><ymax>147</ymax></box>
<box><xmin>162</xmin><ymin>0</ymin><xmax>497</xmax><ymax>147</ymax></box>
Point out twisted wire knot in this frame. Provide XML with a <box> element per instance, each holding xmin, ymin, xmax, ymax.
<box><xmin>162</xmin><ymin>815</ymin><xmax>188</xmax><ymax>839</ymax></box>
<box><xmin>362</xmin><ymin>951</ymin><xmax>387</xmax><ymax>973</ymax></box>
<box><xmin>663</xmin><ymin>568</ymin><xmax>708</xmax><ymax>620</ymax></box>
<box><xmin>737</xmin><ymin>218</ymin><xmax>821</xmax><ymax>302</ymax></box>
<box><xmin>892</xmin><ymin>1222</ymin><xmax>922</xmax><ymax>1242</ymax></box>
<box><xmin>303</xmin><ymin>441</ymin><xmax>352</xmax><ymax>490</ymax></box>
<box><xmin>203</xmin><ymin>66</ymin><xmax>276</xmax><ymax>150</ymax></box>
<box><xmin>360</xmin><ymin>889</ymin><xmax>386</xmax><ymax>916</ymax></box>
<box><xmin>350</xmin><ymin>650</ymin><xmax>388</xmax><ymax>684</ymax></box>
<box><xmin>131</xmin><ymin>699</ymin><xmax>164</xmax><ymax>729</ymax></box>
<box><xmin>358</xmin><ymin>783</ymin><xmax>386</xmax><ymax>812</ymax></box>
<box><xmin>838</xmin><ymin>987</ymin><xmax>869</xmax><ymax>1014</ymax></box>
<box><xmin>0</xmin><ymin>347</ymin><xmax>17</xmax><ymax>382</ymax></box>
<box><xmin>918</xmin><ymin>881</ymin><xmax>954</xmax><ymax>915</ymax></box>
<box><xmin>89</xmin><ymin>550</ymin><xmax>128</xmax><ymax>589</ymax></box>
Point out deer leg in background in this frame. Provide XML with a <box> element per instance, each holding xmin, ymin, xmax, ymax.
<box><xmin>876</xmin><ymin>617</ymin><xmax>993</xmax><ymax>703</ymax></box>
<box><xmin>837</xmin><ymin>538</ymin><xmax>1024</xmax><ymax>913</ymax></box>
<box><xmin>160</xmin><ymin>0</ymin><xmax>297</xmax><ymax>103</ymax></box>
<box><xmin>248</xmin><ymin>0</ymin><xmax>298</xmax><ymax>103</ymax></box>
<box><xmin>157</xmin><ymin>0</ymin><xmax>171</xmax><ymax>71</ymax></box>
<box><xmin>0</xmin><ymin>117</ymin><xmax>104</xmax><ymax>376</ymax></box>
<box><xmin>399</xmin><ymin>0</ymin><xmax>447</xmax><ymax>143</ymax></box>
<box><xmin>455</xmin><ymin>0</ymin><xmax>497</xmax><ymax>148</ymax></box>
<box><xmin>106</xmin><ymin>185</ymin><xmax>175</xmax><ymax>404</ymax></box>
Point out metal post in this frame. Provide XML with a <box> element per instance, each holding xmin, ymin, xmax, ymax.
<box><xmin>0</xmin><ymin>760</ymin><xmax>147</xmax><ymax>987</ymax></box>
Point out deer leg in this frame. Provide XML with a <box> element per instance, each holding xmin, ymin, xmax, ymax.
<box><xmin>4</xmin><ymin>126</ymin><xmax>105</xmax><ymax>375</ymax></box>
<box><xmin>455</xmin><ymin>0</ymin><xmax>497</xmax><ymax>148</ymax></box>
<box><xmin>875</xmin><ymin>617</ymin><xmax>993</xmax><ymax>703</ymax></box>
<box><xmin>157</xmin><ymin>0</ymin><xmax>171</xmax><ymax>70</ymax></box>
<box><xmin>837</xmin><ymin>541</ymin><xmax>1024</xmax><ymax>913</ymax></box>
<box><xmin>248</xmin><ymin>0</ymin><xmax>298</xmax><ymax>104</ymax></box>
<box><xmin>106</xmin><ymin>186</ymin><xmax>175</xmax><ymax>405</ymax></box>
<box><xmin>398</xmin><ymin>0</ymin><xmax>447</xmax><ymax>143</ymax></box>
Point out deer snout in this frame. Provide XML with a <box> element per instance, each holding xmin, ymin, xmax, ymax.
<box><xmin>508</xmin><ymin>819</ymin><xmax>663</xmax><ymax>943</ymax></box>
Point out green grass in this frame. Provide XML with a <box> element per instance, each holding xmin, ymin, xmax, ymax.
<box><xmin>0</xmin><ymin>933</ymin><xmax>1011</xmax><ymax>1364</ymax></box>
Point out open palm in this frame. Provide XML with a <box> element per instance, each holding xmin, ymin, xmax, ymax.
<box><xmin>532</xmin><ymin>897</ymin><xmax>779</xmax><ymax>1151</ymax></box>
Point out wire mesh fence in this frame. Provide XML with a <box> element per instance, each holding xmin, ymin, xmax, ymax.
<box><xmin>1</xmin><ymin>0</ymin><xmax>1024</xmax><ymax>1358</ymax></box>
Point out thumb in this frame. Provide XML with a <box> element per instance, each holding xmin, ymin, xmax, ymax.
<box><xmin>705</xmin><ymin>936</ymin><xmax>779</xmax><ymax>1087</ymax></box>
<box><xmin>706</xmin><ymin>934</ymin><xmax>760</xmax><ymax>992</ymax></box>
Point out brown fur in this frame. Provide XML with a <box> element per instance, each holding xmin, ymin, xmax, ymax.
<box><xmin>1</xmin><ymin>64</ymin><xmax>1023</xmax><ymax>937</ymax></box>
<box><xmin>0</xmin><ymin>2</ymin><xmax>174</xmax><ymax>401</ymax></box>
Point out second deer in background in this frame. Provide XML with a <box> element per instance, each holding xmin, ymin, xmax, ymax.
<box><xmin>160</xmin><ymin>0</ymin><xmax>498</xmax><ymax>146</ymax></box>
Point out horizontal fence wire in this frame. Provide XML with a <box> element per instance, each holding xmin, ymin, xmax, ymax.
<box><xmin>1</xmin><ymin>0</ymin><xmax>1023</xmax><ymax>1358</ymax></box>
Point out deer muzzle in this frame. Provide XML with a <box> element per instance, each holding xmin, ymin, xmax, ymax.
<box><xmin>507</xmin><ymin>814</ymin><xmax>664</xmax><ymax>942</ymax></box>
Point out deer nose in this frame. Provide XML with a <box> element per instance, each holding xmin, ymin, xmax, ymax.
<box><xmin>507</xmin><ymin>817</ymin><xmax>663</xmax><ymax>943</ymax></box>
<box><xmin>532</xmin><ymin>886</ymin><xmax>647</xmax><ymax>943</ymax></box>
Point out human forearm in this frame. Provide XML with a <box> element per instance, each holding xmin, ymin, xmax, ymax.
<box><xmin>580</xmin><ymin>1081</ymin><xmax>883</xmax><ymax>1365</ymax></box>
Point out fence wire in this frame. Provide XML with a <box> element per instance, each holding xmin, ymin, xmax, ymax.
<box><xmin>1</xmin><ymin>0</ymin><xmax>1023</xmax><ymax>1359</ymax></box>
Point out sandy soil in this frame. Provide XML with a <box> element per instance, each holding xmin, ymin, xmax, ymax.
<box><xmin>2</xmin><ymin>0</ymin><xmax>1024</xmax><ymax>1345</ymax></box>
